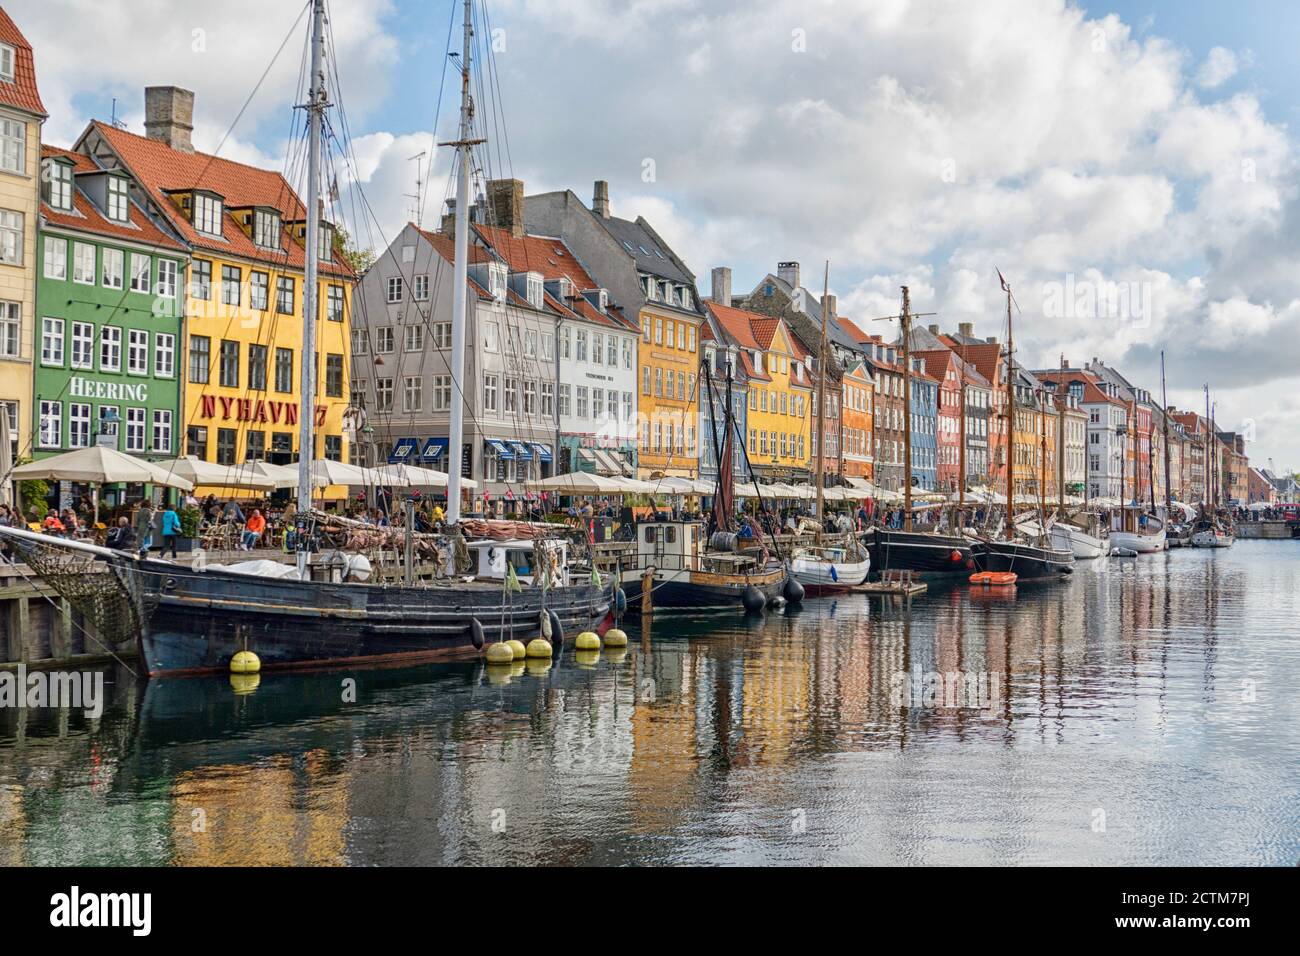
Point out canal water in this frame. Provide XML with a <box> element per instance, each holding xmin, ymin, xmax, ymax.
<box><xmin>1</xmin><ymin>541</ymin><xmax>1296</xmax><ymax>866</ymax></box>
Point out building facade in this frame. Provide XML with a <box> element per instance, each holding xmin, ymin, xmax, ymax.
<box><xmin>35</xmin><ymin>146</ymin><xmax>186</xmax><ymax>464</ymax></box>
<box><xmin>0</xmin><ymin>9</ymin><xmax>44</xmax><ymax>468</ymax></box>
<box><xmin>840</xmin><ymin>360</ymin><xmax>874</xmax><ymax>481</ymax></box>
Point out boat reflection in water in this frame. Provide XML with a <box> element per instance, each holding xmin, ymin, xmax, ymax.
<box><xmin>0</xmin><ymin>544</ymin><xmax>1295</xmax><ymax>867</ymax></box>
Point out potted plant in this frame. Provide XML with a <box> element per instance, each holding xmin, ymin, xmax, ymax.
<box><xmin>175</xmin><ymin>505</ymin><xmax>203</xmax><ymax>553</ymax></box>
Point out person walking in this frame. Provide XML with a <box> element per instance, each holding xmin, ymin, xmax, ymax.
<box><xmin>160</xmin><ymin>503</ymin><xmax>182</xmax><ymax>559</ymax></box>
<box><xmin>134</xmin><ymin>500</ymin><xmax>155</xmax><ymax>559</ymax></box>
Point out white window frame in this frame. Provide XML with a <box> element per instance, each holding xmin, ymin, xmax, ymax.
<box><xmin>68</xmin><ymin>402</ymin><xmax>91</xmax><ymax>449</ymax></box>
<box><xmin>387</xmin><ymin>276</ymin><xmax>404</xmax><ymax>303</ymax></box>
<box><xmin>156</xmin><ymin>259</ymin><xmax>177</xmax><ymax>299</ymax></box>
<box><xmin>100</xmin><ymin>326</ymin><xmax>122</xmax><ymax>372</ymax></box>
<box><xmin>73</xmin><ymin>242</ymin><xmax>95</xmax><ymax>284</ymax></box>
<box><xmin>70</xmin><ymin>321</ymin><xmax>93</xmax><ymax>371</ymax></box>
<box><xmin>128</xmin><ymin>328</ymin><xmax>149</xmax><ymax>375</ymax></box>
<box><xmin>0</xmin><ymin>300</ymin><xmax>18</xmax><ymax>358</ymax></box>
<box><xmin>152</xmin><ymin>409</ymin><xmax>173</xmax><ymax>454</ymax></box>
<box><xmin>39</xmin><ymin>400</ymin><xmax>61</xmax><ymax>449</ymax></box>
<box><xmin>102</xmin><ymin>247</ymin><xmax>123</xmax><ymax>289</ymax></box>
<box><xmin>40</xmin><ymin>317</ymin><xmax>64</xmax><ymax>366</ymax></box>
<box><xmin>129</xmin><ymin>253</ymin><xmax>150</xmax><ymax>293</ymax></box>
<box><xmin>156</xmin><ymin>332</ymin><xmax>175</xmax><ymax>378</ymax></box>
<box><xmin>125</xmin><ymin>407</ymin><xmax>146</xmax><ymax>454</ymax></box>
<box><xmin>44</xmin><ymin>236</ymin><xmax>67</xmax><ymax>280</ymax></box>
<box><xmin>106</xmin><ymin>177</ymin><xmax>129</xmax><ymax>222</ymax></box>
<box><xmin>0</xmin><ymin>115</ymin><xmax>24</xmax><ymax>175</ymax></box>
<box><xmin>193</xmin><ymin>193</ymin><xmax>223</xmax><ymax>236</ymax></box>
<box><xmin>0</xmin><ymin>209</ymin><xmax>23</xmax><ymax>265</ymax></box>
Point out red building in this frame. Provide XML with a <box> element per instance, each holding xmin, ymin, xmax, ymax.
<box><xmin>915</xmin><ymin>349</ymin><xmax>963</xmax><ymax>492</ymax></box>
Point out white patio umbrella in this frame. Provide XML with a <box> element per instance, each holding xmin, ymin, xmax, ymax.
<box><xmin>153</xmin><ymin>455</ymin><xmax>277</xmax><ymax>491</ymax></box>
<box><xmin>525</xmin><ymin>472</ymin><xmax>630</xmax><ymax>495</ymax></box>
<box><xmin>12</xmin><ymin>446</ymin><xmax>193</xmax><ymax>491</ymax></box>
<box><xmin>310</xmin><ymin>458</ymin><xmax>372</xmax><ymax>487</ymax></box>
<box><xmin>370</xmin><ymin>462</ymin><xmax>478</xmax><ymax>489</ymax></box>
<box><xmin>230</xmin><ymin>459</ymin><xmax>328</xmax><ymax>490</ymax></box>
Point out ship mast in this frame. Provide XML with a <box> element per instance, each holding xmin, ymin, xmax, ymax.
<box><xmin>900</xmin><ymin>287</ymin><xmax>913</xmax><ymax>531</ymax></box>
<box><xmin>999</xmin><ymin>271</ymin><xmax>1014</xmax><ymax>542</ymax></box>
<box><xmin>1161</xmin><ymin>351</ymin><xmax>1172</xmax><ymax>518</ymax></box>
<box><xmin>815</xmin><ymin>261</ymin><xmax>829</xmax><ymax>531</ymax></box>
<box><xmin>297</xmin><ymin>0</ymin><xmax>325</xmax><ymax>519</ymax></box>
<box><xmin>442</xmin><ymin>0</ymin><xmax>480</xmax><ymax>524</ymax></box>
<box><xmin>1057</xmin><ymin>355</ymin><xmax>1065</xmax><ymax>518</ymax></box>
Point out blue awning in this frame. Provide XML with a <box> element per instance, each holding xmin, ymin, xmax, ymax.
<box><xmin>486</xmin><ymin>439</ymin><xmax>512</xmax><ymax>459</ymax></box>
<box><xmin>389</xmin><ymin>438</ymin><xmax>418</xmax><ymax>463</ymax></box>
<box><xmin>531</xmin><ymin>443</ymin><xmax>553</xmax><ymax>462</ymax></box>
<box><xmin>421</xmin><ymin>437</ymin><xmax>448</xmax><ymax>462</ymax></box>
<box><xmin>510</xmin><ymin>441</ymin><xmax>532</xmax><ymax>461</ymax></box>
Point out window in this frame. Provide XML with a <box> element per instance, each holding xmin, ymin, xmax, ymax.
<box><xmin>219</xmin><ymin>340</ymin><xmax>240</xmax><ymax>388</ymax></box>
<box><xmin>189</xmin><ymin>335</ymin><xmax>210</xmax><ymax>383</ymax></box>
<box><xmin>526</xmin><ymin>274</ymin><xmax>543</xmax><ymax>308</ymax></box>
<box><xmin>129</xmin><ymin>253</ymin><xmax>150</xmax><ymax>292</ymax></box>
<box><xmin>221</xmin><ymin>265</ymin><xmax>241</xmax><ymax>306</ymax></box>
<box><xmin>541</xmin><ymin>382</ymin><xmax>554</xmax><ymax>417</ymax></box>
<box><xmin>100</xmin><ymin>326</ymin><xmax>121</xmax><ymax>372</ymax></box>
<box><xmin>525</xmin><ymin>329</ymin><xmax>538</xmax><ymax>358</ymax></box>
<box><xmin>483</xmin><ymin>322</ymin><xmax>499</xmax><ymax>352</ymax></box>
<box><xmin>102</xmin><ymin>248</ymin><xmax>123</xmax><ymax>289</ymax></box>
<box><xmin>193</xmin><ymin>193</ymin><xmax>223</xmax><ymax>236</ymax></box>
<box><xmin>558</xmin><ymin>384</ymin><xmax>570</xmax><ymax>417</ymax></box>
<box><xmin>39</xmin><ymin>400</ymin><xmax>61</xmax><ymax>448</ymax></box>
<box><xmin>250</xmin><ymin>271</ymin><xmax>269</xmax><ymax>311</ymax></box>
<box><xmin>327</xmin><ymin>284</ymin><xmax>344</xmax><ymax>322</ymax></box>
<box><xmin>43</xmin><ymin>236</ymin><xmax>67</xmax><ymax>280</ymax></box>
<box><xmin>403</xmin><ymin>376</ymin><xmax>422</xmax><ymax>412</ymax></box>
<box><xmin>623</xmin><ymin>391</ymin><xmax>633</xmax><ymax>422</ymax></box>
<box><xmin>0</xmin><ymin>116</ymin><xmax>24</xmax><ymax>174</ymax></box>
<box><xmin>191</xmin><ymin>259</ymin><xmax>212</xmax><ymax>300</ymax></box>
<box><xmin>524</xmin><ymin>380</ymin><xmax>537</xmax><ymax>415</ymax></box>
<box><xmin>254</xmin><ymin>209</ymin><xmax>281</xmax><ymax>249</ymax></box>
<box><xmin>375</xmin><ymin>327</ymin><xmax>394</xmax><ymax>353</ymax></box>
<box><xmin>375</xmin><ymin>377</ymin><xmax>394</xmax><ymax>412</ymax></box>
<box><xmin>433</xmin><ymin>374</ymin><xmax>451</xmax><ymax>410</ymax></box>
<box><xmin>107</xmin><ymin>177</ymin><xmax>129</xmax><ymax>222</ymax></box>
<box><xmin>42</xmin><ymin>159</ymin><xmax>73</xmax><ymax>211</ymax></box>
<box><xmin>431</xmin><ymin>322</ymin><xmax>451</xmax><ymax>348</ymax></box>
<box><xmin>592</xmin><ymin>387</ymin><xmax>604</xmax><ymax>419</ymax></box>
<box><xmin>0</xmin><ymin>209</ymin><xmax>23</xmax><ymax>264</ymax></box>
<box><xmin>387</xmin><ymin>276</ymin><xmax>404</xmax><ymax>303</ymax></box>
<box><xmin>654</xmin><ymin>318</ymin><xmax>663</xmax><ymax>345</ymax></box>
<box><xmin>608</xmin><ymin>335</ymin><xmax>619</xmax><ymax>366</ymax></box>
<box><xmin>326</xmin><ymin>354</ymin><xmax>343</xmax><ymax>398</ymax></box>
<box><xmin>0</xmin><ymin>301</ymin><xmax>19</xmax><ymax>358</ymax></box>
<box><xmin>404</xmin><ymin>324</ymin><xmax>424</xmax><ymax>352</ymax></box>
<box><xmin>576</xmin><ymin>329</ymin><xmax>588</xmax><ymax>362</ymax></box>
<box><xmin>245</xmin><ymin>430</ymin><xmax>265</xmax><ymax>462</ymax></box>
<box><xmin>152</xmin><ymin>410</ymin><xmax>173</xmax><ymax>454</ymax></box>
<box><xmin>70</xmin><ymin>321</ymin><xmax>93</xmax><ymax>370</ymax></box>
<box><xmin>642</xmin><ymin>365</ymin><xmax>650</xmax><ymax>394</ymax></box>
<box><xmin>0</xmin><ymin>45</ymin><xmax>11</xmax><ymax>83</ymax></box>
<box><xmin>592</xmin><ymin>332</ymin><xmax>603</xmax><ymax>365</ymax></box>
<box><xmin>41</xmin><ymin>317</ymin><xmax>64</xmax><ymax>365</ymax></box>
<box><xmin>542</xmin><ymin>331</ymin><xmax>554</xmax><ymax>360</ymax></box>
<box><xmin>248</xmin><ymin>343</ymin><xmax>268</xmax><ymax>390</ymax></box>
<box><xmin>324</xmin><ymin>435</ymin><xmax>342</xmax><ymax>462</ymax></box>
<box><xmin>128</xmin><ymin>329</ymin><xmax>148</xmax><ymax>375</ymax></box>
<box><xmin>125</xmin><ymin>408</ymin><xmax>146</xmax><ymax>454</ymax></box>
<box><xmin>276</xmin><ymin>276</ymin><xmax>294</xmax><ymax>314</ymax></box>
<box><xmin>484</xmin><ymin>375</ymin><xmax>498</xmax><ymax>412</ymax></box>
<box><xmin>413</xmin><ymin>275</ymin><xmax>429</xmax><ymax>300</ymax></box>
<box><xmin>275</xmin><ymin>348</ymin><xmax>294</xmax><ymax>393</ymax></box>
<box><xmin>72</xmin><ymin>240</ymin><xmax>94</xmax><ymax>282</ymax></box>
<box><xmin>155</xmin><ymin>333</ymin><xmax>175</xmax><ymax>378</ymax></box>
<box><xmin>216</xmin><ymin>427</ymin><xmax>237</xmax><ymax>465</ymax></box>
<box><xmin>576</xmin><ymin>386</ymin><xmax>588</xmax><ymax>418</ymax></box>
<box><xmin>504</xmin><ymin>377</ymin><xmax>518</xmax><ymax>413</ymax></box>
<box><xmin>351</xmin><ymin>329</ymin><xmax>369</xmax><ymax>355</ymax></box>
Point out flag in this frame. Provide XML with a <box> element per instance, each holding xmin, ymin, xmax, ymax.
<box><xmin>830</xmin><ymin>564</ymin><xmax>839</xmax><ymax>582</ymax></box>
<box><xmin>505</xmin><ymin>488</ymin><xmax>514</xmax><ymax>501</ymax></box>
<box><xmin>590</xmin><ymin>565</ymin><xmax>602</xmax><ymax>587</ymax></box>
<box><xmin>505</xmin><ymin>563</ymin><xmax>521</xmax><ymax>593</ymax></box>
<box><xmin>997</xmin><ymin>268</ymin><xmax>1009</xmax><ymax>293</ymax></box>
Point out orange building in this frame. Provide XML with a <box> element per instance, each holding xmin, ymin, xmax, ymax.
<box><xmin>840</xmin><ymin>360</ymin><xmax>873</xmax><ymax>480</ymax></box>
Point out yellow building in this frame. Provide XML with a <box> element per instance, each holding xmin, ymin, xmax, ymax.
<box><xmin>637</xmin><ymin>288</ymin><xmax>703</xmax><ymax>479</ymax></box>
<box><xmin>0</xmin><ymin>11</ymin><xmax>45</xmax><ymax>467</ymax></box>
<box><xmin>78</xmin><ymin>89</ymin><xmax>353</xmax><ymax>488</ymax></box>
<box><xmin>707</xmin><ymin>301</ymin><xmax>811</xmax><ymax>481</ymax></box>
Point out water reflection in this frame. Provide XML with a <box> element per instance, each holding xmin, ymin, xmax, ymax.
<box><xmin>0</xmin><ymin>543</ymin><xmax>1296</xmax><ymax>865</ymax></box>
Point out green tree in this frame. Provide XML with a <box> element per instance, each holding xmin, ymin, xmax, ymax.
<box><xmin>332</xmin><ymin>225</ymin><xmax>375</xmax><ymax>274</ymax></box>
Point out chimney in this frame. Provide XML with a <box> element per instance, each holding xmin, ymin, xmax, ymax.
<box><xmin>823</xmin><ymin>293</ymin><xmax>837</xmax><ymax>317</ymax></box>
<box><xmin>985</xmin><ymin>336</ymin><xmax>998</xmax><ymax>344</ymax></box>
<box><xmin>958</xmin><ymin>321</ymin><xmax>973</xmax><ymax>338</ymax></box>
<box><xmin>710</xmin><ymin>266</ymin><xmax>732</xmax><ymax>305</ymax></box>
<box><xmin>592</xmin><ymin>180</ymin><xmax>611</xmax><ymax>219</ymax></box>
<box><xmin>777</xmin><ymin>261</ymin><xmax>801</xmax><ymax>290</ymax></box>
<box><xmin>928</xmin><ymin>323</ymin><xmax>939</xmax><ymax>335</ymax></box>
<box><xmin>485</xmin><ymin>179</ymin><xmax>525</xmax><ymax>238</ymax></box>
<box><xmin>1063</xmin><ymin>358</ymin><xmax>1070</xmax><ymax>369</ymax></box>
<box><xmin>440</xmin><ymin>198</ymin><xmax>457</xmax><ymax>237</ymax></box>
<box><xmin>144</xmin><ymin>86</ymin><xmax>195</xmax><ymax>153</ymax></box>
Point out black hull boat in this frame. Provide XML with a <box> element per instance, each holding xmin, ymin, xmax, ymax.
<box><xmin>621</xmin><ymin>565</ymin><xmax>787</xmax><ymax>612</ymax></box>
<box><xmin>972</xmin><ymin>540</ymin><xmax>1073</xmax><ymax>580</ymax></box>
<box><xmin>0</xmin><ymin>527</ymin><xmax>612</xmax><ymax>677</ymax></box>
<box><xmin>864</xmin><ymin>528</ymin><xmax>975</xmax><ymax>581</ymax></box>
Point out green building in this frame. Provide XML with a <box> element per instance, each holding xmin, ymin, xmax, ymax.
<box><xmin>35</xmin><ymin>145</ymin><xmax>186</xmax><ymax>468</ymax></box>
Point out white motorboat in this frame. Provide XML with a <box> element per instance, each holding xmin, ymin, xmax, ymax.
<box><xmin>1049</xmin><ymin>522</ymin><xmax>1107</xmax><ymax>559</ymax></box>
<box><xmin>1191</xmin><ymin>521</ymin><xmax>1235</xmax><ymax>549</ymax></box>
<box><xmin>1108</xmin><ymin>528</ymin><xmax>1166</xmax><ymax>553</ymax></box>
<box><xmin>789</xmin><ymin>545</ymin><xmax>871</xmax><ymax>594</ymax></box>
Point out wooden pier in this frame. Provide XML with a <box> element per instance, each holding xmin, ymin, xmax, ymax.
<box><xmin>852</xmin><ymin>570</ymin><xmax>928</xmax><ymax>599</ymax></box>
<box><xmin>0</xmin><ymin>562</ymin><xmax>135</xmax><ymax>670</ymax></box>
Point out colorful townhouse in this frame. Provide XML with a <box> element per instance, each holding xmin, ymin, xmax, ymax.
<box><xmin>524</xmin><ymin>181</ymin><xmax>702</xmax><ymax>480</ymax></box>
<box><xmin>75</xmin><ymin>87</ymin><xmax>355</xmax><ymax>478</ymax></box>
<box><xmin>0</xmin><ymin>9</ymin><xmax>44</xmax><ymax>467</ymax></box>
<box><xmin>913</xmin><ymin>344</ymin><xmax>962</xmax><ymax>493</ymax></box>
<box><xmin>840</xmin><ymin>320</ymin><xmax>904</xmax><ymax>491</ymax></box>
<box><xmin>35</xmin><ymin>146</ymin><xmax>186</xmax><ymax>469</ymax></box>
<box><xmin>707</xmin><ymin>294</ymin><xmax>812</xmax><ymax>483</ymax></box>
<box><xmin>840</xmin><ymin>360</ymin><xmax>874</xmax><ymax>481</ymax></box>
<box><xmin>697</xmin><ymin>309</ymin><xmax>748</xmax><ymax>490</ymax></box>
<box><xmin>940</xmin><ymin>325</ymin><xmax>1007</xmax><ymax>494</ymax></box>
<box><xmin>908</xmin><ymin>357</ymin><xmax>938</xmax><ymax>491</ymax></box>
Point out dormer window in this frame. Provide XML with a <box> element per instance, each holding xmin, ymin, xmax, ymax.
<box><xmin>526</xmin><ymin>273</ymin><xmax>544</xmax><ymax>309</ymax></box>
<box><xmin>681</xmin><ymin>287</ymin><xmax>693</xmax><ymax>310</ymax></box>
<box><xmin>0</xmin><ymin>44</ymin><xmax>13</xmax><ymax>83</ymax></box>
<box><xmin>318</xmin><ymin>222</ymin><xmax>334</xmax><ymax>261</ymax></box>
<box><xmin>106</xmin><ymin>176</ymin><xmax>129</xmax><ymax>222</ymax></box>
<box><xmin>488</xmin><ymin>262</ymin><xmax>507</xmax><ymax>300</ymax></box>
<box><xmin>641</xmin><ymin>275</ymin><xmax>655</xmax><ymax>300</ymax></box>
<box><xmin>557</xmin><ymin>277</ymin><xmax>574</xmax><ymax>301</ymax></box>
<box><xmin>253</xmin><ymin>209</ymin><xmax>281</xmax><ymax>249</ymax></box>
<box><xmin>42</xmin><ymin>159</ymin><xmax>73</xmax><ymax>211</ymax></box>
<box><xmin>193</xmin><ymin>192</ymin><xmax>223</xmax><ymax>236</ymax></box>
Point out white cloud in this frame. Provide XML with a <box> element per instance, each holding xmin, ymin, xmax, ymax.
<box><xmin>1196</xmin><ymin>46</ymin><xmax>1238</xmax><ymax>89</ymax></box>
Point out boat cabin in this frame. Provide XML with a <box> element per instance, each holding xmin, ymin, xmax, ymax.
<box><xmin>465</xmin><ymin>539</ymin><xmax>571</xmax><ymax>587</ymax></box>
<box><xmin>637</xmin><ymin>521</ymin><xmax>760</xmax><ymax>577</ymax></box>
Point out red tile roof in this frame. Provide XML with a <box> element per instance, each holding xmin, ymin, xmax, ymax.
<box><xmin>938</xmin><ymin>334</ymin><xmax>1003</xmax><ymax>385</ymax></box>
<box><xmin>837</xmin><ymin>317</ymin><xmax>873</xmax><ymax>344</ymax></box>
<box><xmin>90</xmin><ymin>121</ymin><xmax>354</xmax><ymax>278</ymax></box>
<box><xmin>1034</xmin><ymin>368</ymin><xmax>1124</xmax><ymax>406</ymax></box>
<box><xmin>0</xmin><ymin>9</ymin><xmax>45</xmax><ymax>116</ymax></box>
<box><xmin>40</xmin><ymin>145</ymin><xmax>187</xmax><ymax>253</ymax></box>
<box><xmin>705</xmin><ymin>300</ymin><xmax>765</xmax><ymax>351</ymax></box>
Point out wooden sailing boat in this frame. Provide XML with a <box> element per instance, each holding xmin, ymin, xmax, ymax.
<box><xmin>863</xmin><ymin>286</ymin><xmax>975</xmax><ymax>581</ymax></box>
<box><xmin>971</xmin><ymin>272</ymin><xmax>1073</xmax><ymax>579</ymax></box>
<box><xmin>0</xmin><ymin>0</ymin><xmax>613</xmax><ymax>675</ymax></box>
<box><xmin>1110</xmin><ymin>394</ymin><xmax>1166</xmax><ymax>553</ymax></box>
<box><xmin>1047</xmin><ymin>355</ymin><xmax>1107</xmax><ymax>559</ymax></box>
<box><xmin>788</xmin><ymin>262</ymin><xmax>871</xmax><ymax>593</ymax></box>
<box><xmin>1191</xmin><ymin>387</ymin><xmax>1234</xmax><ymax>548</ymax></box>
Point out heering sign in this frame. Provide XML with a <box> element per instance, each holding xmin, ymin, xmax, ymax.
<box><xmin>69</xmin><ymin>377</ymin><xmax>149</xmax><ymax>403</ymax></box>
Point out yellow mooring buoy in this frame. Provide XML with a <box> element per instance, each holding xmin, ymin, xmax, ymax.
<box><xmin>230</xmin><ymin>650</ymin><xmax>261</xmax><ymax>674</ymax></box>
<box><xmin>603</xmin><ymin>628</ymin><xmax>628</xmax><ymax>647</ymax></box>
<box><xmin>526</xmin><ymin>638</ymin><xmax>553</xmax><ymax>658</ymax></box>
<box><xmin>506</xmin><ymin>639</ymin><xmax>528</xmax><ymax>660</ymax></box>
<box><xmin>574</xmin><ymin>631</ymin><xmax>601</xmax><ymax>650</ymax></box>
<box><xmin>485</xmin><ymin>642</ymin><xmax>515</xmax><ymax>664</ymax></box>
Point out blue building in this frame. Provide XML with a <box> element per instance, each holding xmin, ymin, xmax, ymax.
<box><xmin>909</xmin><ymin>358</ymin><xmax>938</xmax><ymax>491</ymax></box>
<box><xmin>698</xmin><ymin>322</ymin><xmax>748</xmax><ymax>491</ymax></box>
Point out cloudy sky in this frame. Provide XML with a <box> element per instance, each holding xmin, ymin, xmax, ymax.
<box><xmin>19</xmin><ymin>0</ymin><xmax>1300</xmax><ymax>472</ymax></box>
